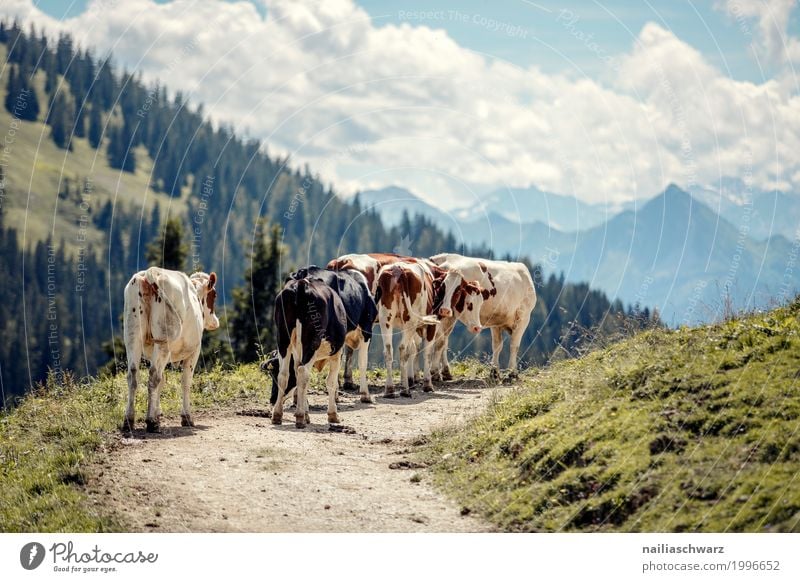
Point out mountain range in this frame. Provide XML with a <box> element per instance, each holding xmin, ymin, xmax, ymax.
<box><xmin>357</xmin><ymin>183</ymin><xmax>800</xmax><ymax>323</ymax></box>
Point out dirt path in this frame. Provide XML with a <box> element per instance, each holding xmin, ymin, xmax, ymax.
<box><xmin>88</xmin><ymin>379</ymin><xmax>508</xmax><ymax>532</ymax></box>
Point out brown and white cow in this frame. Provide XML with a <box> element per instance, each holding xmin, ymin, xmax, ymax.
<box><xmin>329</xmin><ymin>253</ymin><xmax>484</xmax><ymax>389</ymax></box>
<box><xmin>429</xmin><ymin>254</ymin><xmax>536</xmax><ymax>380</ymax></box>
<box><xmin>374</xmin><ymin>261</ymin><xmax>439</xmax><ymax>397</ymax></box>
<box><xmin>327</xmin><ymin>252</ymin><xmax>430</xmax><ymax>390</ymax></box>
<box><xmin>123</xmin><ymin>267</ymin><xmax>220</xmax><ymax>432</ymax></box>
<box><xmin>327</xmin><ymin>252</ymin><xmax>414</xmax><ymax>294</ymax></box>
<box><xmin>373</xmin><ymin>261</ymin><xmax>485</xmax><ymax>396</ymax></box>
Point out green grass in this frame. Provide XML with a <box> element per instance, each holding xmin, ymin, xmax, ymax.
<box><xmin>423</xmin><ymin>301</ymin><xmax>800</xmax><ymax>532</ymax></box>
<box><xmin>5</xmin><ymin>302</ymin><xmax>800</xmax><ymax>532</ymax></box>
<box><xmin>0</xmin><ymin>364</ymin><xmax>269</xmax><ymax>532</ymax></box>
<box><xmin>0</xmin><ymin>43</ymin><xmax>183</xmax><ymax>254</ymax></box>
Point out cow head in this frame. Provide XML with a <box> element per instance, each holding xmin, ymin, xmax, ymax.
<box><xmin>449</xmin><ymin>279</ymin><xmax>485</xmax><ymax>334</ymax></box>
<box><xmin>190</xmin><ymin>271</ymin><xmax>220</xmax><ymax>331</ymax></box>
<box><xmin>436</xmin><ymin>270</ymin><xmax>485</xmax><ymax>332</ymax></box>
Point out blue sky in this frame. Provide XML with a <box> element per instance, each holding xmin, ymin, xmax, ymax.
<box><xmin>10</xmin><ymin>0</ymin><xmax>800</xmax><ymax>206</ymax></box>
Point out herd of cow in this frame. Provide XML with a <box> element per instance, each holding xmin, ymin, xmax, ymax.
<box><xmin>121</xmin><ymin>252</ymin><xmax>536</xmax><ymax>432</ymax></box>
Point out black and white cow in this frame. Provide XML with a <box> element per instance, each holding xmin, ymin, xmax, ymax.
<box><xmin>272</xmin><ymin>266</ymin><xmax>378</xmax><ymax>428</ymax></box>
<box><xmin>290</xmin><ymin>266</ymin><xmax>378</xmax><ymax>402</ymax></box>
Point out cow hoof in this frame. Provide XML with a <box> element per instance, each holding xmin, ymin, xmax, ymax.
<box><xmin>145</xmin><ymin>419</ymin><xmax>161</xmax><ymax>433</ymax></box>
<box><xmin>360</xmin><ymin>394</ymin><xmax>374</xmax><ymax>404</ymax></box>
<box><xmin>295</xmin><ymin>416</ymin><xmax>307</xmax><ymax>429</ymax></box>
<box><xmin>431</xmin><ymin>371</ymin><xmax>441</xmax><ymax>382</ymax></box>
<box><xmin>181</xmin><ymin>414</ymin><xmax>195</xmax><ymax>427</ymax></box>
<box><xmin>406</xmin><ymin>378</ymin><xmax>416</xmax><ymax>388</ymax></box>
<box><xmin>328</xmin><ymin>412</ymin><xmax>341</xmax><ymax>424</ymax></box>
<box><xmin>121</xmin><ymin>418</ymin><xmax>135</xmax><ymax>432</ymax></box>
<box><xmin>342</xmin><ymin>381</ymin><xmax>358</xmax><ymax>392</ymax></box>
<box><xmin>272</xmin><ymin>413</ymin><xmax>283</xmax><ymax>425</ymax></box>
<box><xmin>382</xmin><ymin>390</ymin><xmax>397</xmax><ymax>399</ymax></box>
<box><xmin>400</xmin><ymin>389</ymin><xmax>412</xmax><ymax>398</ymax></box>
<box><xmin>442</xmin><ymin>369</ymin><xmax>453</xmax><ymax>381</ymax></box>
<box><xmin>423</xmin><ymin>384</ymin><xmax>434</xmax><ymax>393</ymax></box>
<box><xmin>489</xmin><ymin>368</ymin><xmax>501</xmax><ymax>381</ymax></box>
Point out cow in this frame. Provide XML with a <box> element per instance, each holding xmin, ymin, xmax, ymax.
<box><xmin>327</xmin><ymin>252</ymin><xmax>419</xmax><ymax>390</ymax></box>
<box><xmin>374</xmin><ymin>261</ymin><xmax>485</xmax><ymax>397</ymax></box>
<box><xmin>272</xmin><ymin>276</ymin><xmax>348</xmax><ymax>428</ymax></box>
<box><xmin>327</xmin><ymin>252</ymin><xmax>467</xmax><ymax>388</ymax></box>
<box><xmin>285</xmin><ymin>266</ymin><xmax>378</xmax><ymax>403</ymax></box>
<box><xmin>429</xmin><ymin>253</ymin><xmax>536</xmax><ymax>380</ymax></box>
<box><xmin>327</xmin><ymin>252</ymin><xmax>413</xmax><ymax>294</ymax></box>
<box><xmin>123</xmin><ymin>267</ymin><xmax>220</xmax><ymax>433</ymax></box>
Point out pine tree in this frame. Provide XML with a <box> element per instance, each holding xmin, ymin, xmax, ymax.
<box><xmin>146</xmin><ymin>216</ymin><xmax>187</xmax><ymax>271</ymax></box>
<box><xmin>4</xmin><ymin>65</ymin><xmax>40</xmax><ymax>121</ymax></box>
<box><xmin>228</xmin><ymin>220</ymin><xmax>283</xmax><ymax>362</ymax></box>
<box><xmin>48</xmin><ymin>91</ymin><xmax>74</xmax><ymax>150</ymax></box>
<box><xmin>88</xmin><ymin>103</ymin><xmax>103</xmax><ymax>148</ymax></box>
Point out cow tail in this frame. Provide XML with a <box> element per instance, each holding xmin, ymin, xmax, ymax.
<box><xmin>144</xmin><ymin>266</ymin><xmax>160</xmax><ymax>287</ymax></box>
<box><xmin>295</xmin><ymin>278</ymin><xmax>308</xmax><ymax>313</ymax></box>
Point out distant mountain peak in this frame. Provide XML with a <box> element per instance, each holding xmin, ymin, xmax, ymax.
<box><xmin>663</xmin><ymin>183</ymin><xmax>690</xmax><ymax>199</ymax></box>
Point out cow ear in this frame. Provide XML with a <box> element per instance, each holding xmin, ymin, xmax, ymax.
<box><xmin>468</xmin><ymin>281</ymin><xmax>483</xmax><ymax>294</ymax></box>
<box><xmin>208</xmin><ymin>272</ymin><xmax>217</xmax><ymax>289</ymax></box>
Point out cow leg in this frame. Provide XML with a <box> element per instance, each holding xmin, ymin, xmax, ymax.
<box><xmin>422</xmin><ymin>337</ymin><xmax>435</xmax><ymax>392</ymax></box>
<box><xmin>272</xmin><ymin>354</ymin><xmax>291</xmax><ymax>425</ymax></box>
<box><xmin>295</xmin><ymin>364</ymin><xmax>310</xmax><ymax>429</ymax></box>
<box><xmin>180</xmin><ymin>350</ymin><xmax>200</xmax><ymax>427</ymax></box>
<box><xmin>327</xmin><ymin>357</ymin><xmax>341</xmax><ymax>424</ymax></box>
<box><xmin>342</xmin><ymin>345</ymin><xmax>357</xmax><ymax>391</ymax></box>
<box><xmin>507</xmin><ymin>311</ymin><xmax>531</xmax><ymax>379</ymax></box>
<box><xmin>358</xmin><ymin>340</ymin><xmax>372</xmax><ymax>403</ymax></box>
<box><xmin>440</xmin><ymin>345</ymin><xmax>453</xmax><ymax>381</ymax></box>
<box><xmin>145</xmin><ymin>349</ymin><xmax>167</xmax><ymax>433</ymax></box>
<box><xmin>156</xmin><ymin>373</ymin><xmax>165</xmax><ymax>419</ymax></box>
<box><xmin>431</xmin><ymin>333</ymin><xmax>443</xmax><ymax>382</ymax></box>
<box><xmin>433</xmin><ymin>319</ymin><xmax>455</xmax><ymax>382</ymax></box>
<box><xmin>123</xmin><ymin>348</ymin><xmax>142</xmax><ymax>431</ymax></box>
<box><xmin>490</xmin><ymin>327</ymin><xmax>503</xmax><ymax>381</ymax></box>
<box><xmin>399</xmin><ymin>340</ymin><xmax>412</xmax><ymax>398</ymax></box>
<box><xmin>381</xmin><ymin>315</ymin><xmax>396</xmax><ymax>398</ymax></box>
<box><xmin>409</xmin><ymin>335</ymin><xmax>421</xmax><ymax>387</ymax></box>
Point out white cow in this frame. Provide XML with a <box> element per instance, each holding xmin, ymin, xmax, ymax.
<box><xmin>123</xmin><ymin>267</ymin><xmax>220</xmax><ymax>432</ymax></box>
<box><xmin>429</xmin><ymin>254</ymin><xmax>536</xmax><ymax>380</ymax></box>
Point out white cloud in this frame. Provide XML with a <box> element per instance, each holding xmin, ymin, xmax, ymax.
<box><xmin>2</xmin><ymin>0</ymin><xmax>800</xmax><ymax>207</ymax></box>
<box><xmin>717</xmin><ymin>0</ymin><xmax>800</xmax><ymax>63</ymax></box>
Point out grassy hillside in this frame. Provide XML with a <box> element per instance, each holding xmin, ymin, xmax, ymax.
<box><xmin>424</xmin><ymin>300</ymin><xmax>800</xmax><ymax>532</ymax></box>
<box><xmin>0</xmin><ymin>43</ymin><xmax>181</xmax><ymax>254</ymax></box>
<box><xmin>0</xmin><ymin>365</ymin><xmax>269</xmax><ymax>532</ymax></box>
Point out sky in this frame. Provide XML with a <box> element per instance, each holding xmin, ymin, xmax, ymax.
<box><xmin>3</xmin><ymin>0</ymin><xmax>800</xmax><ymax>209</ymax></box>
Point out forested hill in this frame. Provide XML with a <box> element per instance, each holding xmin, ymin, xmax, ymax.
<box><xmin>0</xmin><ymin>21</ymin><xmax>657</xmax><ymax>402</ymax></box>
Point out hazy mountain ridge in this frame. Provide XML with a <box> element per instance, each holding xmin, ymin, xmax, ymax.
<box><xmin>360</xmin><ymin>183</ymin><xmax>800</xmax><ymax>322</ymax></box>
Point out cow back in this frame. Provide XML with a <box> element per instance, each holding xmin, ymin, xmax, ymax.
<box><xmin>143</xmin><ymin>268</ymin><xmax>184</xmax><ymax>344</ymax></box>
<box><xmin>274</xmin><ymin>277</ymin><xmax>348</xmax><ymax>365</ymax></box>
<box><xmin>290</xmin><ymin>266</ymin><xmax>378</xmax><ymax>341</ymax></box>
